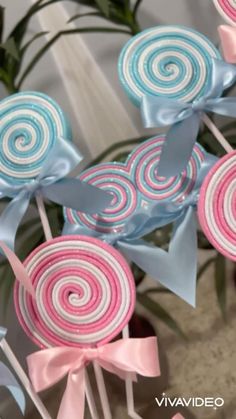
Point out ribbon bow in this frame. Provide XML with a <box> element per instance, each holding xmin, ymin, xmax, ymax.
<box><xmin>27</xmin><ymin>337</ymin><xmax>160</xmax><ymax>419</ymax></box>
<box><xmin>141</xmin><ymin>58</ymin><xmax>236</xmax><ymax>177</ymax></box>
<box><xmin>0</xmin><ymin>137</ymin><xmax>111</xmax><ymax>250</ymax></box>
<box><xmin>0</xmin><ymin>328</ymin><xmax>26</xmax><ymax>414</ymax></box>
<box><xmin>218</xmin><ymin>25</ymin><xmax>236</xmax><ymax>63</ymax></box>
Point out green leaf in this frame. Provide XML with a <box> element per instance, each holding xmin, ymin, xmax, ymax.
<box><xmin>0</xmin><ymin>266</ymin><xmax>14</xmax><ymax>317</ymax></box>
<box><xmin>21</xmin><ymin>31</ymin><xmax>49</xmax><ymax>54</ymax></box>
<box><xmin>0</xmin><ymin>6</ymin><xmax>4</xmax><ymax>43</ymax></box>
<box><xmin>68</xmin><ymin>12</ymin><xmax>103</xmax><ymax>23</ymax></box>
<box><xmin>137</xmin><ymin>292</ymin><xmax>186</xmax><ymax>339</ymax></box>
<box><xmin>46</xmin><ymin>204</ymin><xmax>63</xmax><ymax>236</ymax></box>
<box><xmin>144</xmin><ymin>287</ymin><xmax>172</xmax><ymax>294</ymax></box>
<box><xmin>95</xmin><ymin>0</ymin><xmax>110</xmax><ymax>16</ymax></box>
<box><xmin>214</xmin><ymin>253</ymin><xmax>227</xmax><ymax>321</ymax></box>
<box><xmin>85</xmin><ymin>136</ymin><xmax>148</xmax><ymax>168</ymax></box>
<box><xmin>220</xmin><ymin>121</ymin><xmax>236</xmax><ymax>134</ymax></box>
<box><xmin>197</xmin><ymin>257</ymin><xmax>216</xmax><ymax>281</ymax></box>
<box><xmin>131</xmin><ymin>263</ymin><xmax>146</xmax><ymax>286</ymax></box>
<box><xmin>17</xmin><ymin>26</ymin><xmax>131</xmax><ymax>90</ymax></box>
<box><xmin>110</xmin><ymin>151</ymin><xmax>130</xmax><ymax>163</ymax></box>
<box><xmin>16</xmin><ymin>227</ymin><xmax>44</xmax><ymax>260</ymax></box>
<box><xmin>17</xmin><ymin>217</ymin><xmax>41</xmax><ymax>237</ymax></box>
<box><xmin>133</xmin><ymin>0</ymin><xmax>142</xmax><ymax>17</ymax></box>
<box><xmin>0</xmin><ymin>38</ymin><xmax>19</xmax><ymax>61</ymax></box>
<box><xmin>224</xmin><ymin>135</ymin><xmax>236</xmax><ymax>145</ymax></box>
<box><xmin>7</xmin><ymin>0</ymin><xmax>44</xmax><ymax>49</ymax></box>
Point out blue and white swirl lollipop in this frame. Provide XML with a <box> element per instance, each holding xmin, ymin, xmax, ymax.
<box><xmin>0</xmin><ymin>92</ymin><xmax>111</xmax><ymax>250</ymax></box>
<box><xmin>0</xmin><ymin>91</ymin><xmax>71</xmax><ymax>184</ymax></box>
<box><xmin>118</xmin><ymin>25</ymin><xmax>221</xmax><ymax>106</ymax></box>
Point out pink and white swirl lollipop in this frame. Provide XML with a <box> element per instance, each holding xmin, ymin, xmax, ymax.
<box><xmin>198</xmin><ymin>151</ymin><xmax>236</xmax><ymax>261</ymax></box>
<box><xmin>65</xmin><ymin>164</ymin><xmax>138</xmax><ymax>234</ymax></box>
<box><xmin>64</xmin><ymin>136</ymin><xmax>207</xmax><ymax>236</ymax></box>
<box><xmin>132</xmin><ymin>136</ymin><xmax>205</xmax><ymax>202</ymax></box>
<box><xmin>213</xmin><ymin>0</ymin><xmax>236</xmax><ymax>26</ymax></box>
<box><xmin>14</xmin><ymin>236</ymin><xmax>135</xmax><ymax>348</ymax></box>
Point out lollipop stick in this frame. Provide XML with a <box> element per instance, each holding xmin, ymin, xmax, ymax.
<box><xmin>122</xmin><ymin>326</ymin><xmax>142</xmax><ymax>419</ymax></box>
<box><xmin>85</xmin><ymin>369</ymin><xmax>99</xmax><ymax>419</ymax></box>
<box><xmin>0</xmin><ymin>338</ymin><xmax>51</xmax><ymax>419</ymax></box>
<box><xmin>93</xmin><ymin>361</ymin><xmax>112</xmax><ymax>419</ymax></box>
<box><xmin>35</xmin><ymin>193</ymin><xmax>53</xmax><ymax>241</ymax></box>
<box><xmin>202</xmin><ymin>113</ymin><xmax>234</xmax><ymax>153</ymax></box>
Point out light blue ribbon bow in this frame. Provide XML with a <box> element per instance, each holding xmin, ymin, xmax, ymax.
<box><xmin>141</xmin><ymin>58</ymin><xmax>236</xmax><ymax>177</ymax></box>
<box><xmin>63</xmin><ymin>152</ymin><xmax>217</xmax><ymax>307</ymax></box>
<box><xmin>0</xmin><ymin>328</ymin><xmax>25</xmax><ymax>414</ymax></box>
<box><xmin>0</xmin><ymin>137</ymin><xmax>112</xmax><ymax>250</ymax></box>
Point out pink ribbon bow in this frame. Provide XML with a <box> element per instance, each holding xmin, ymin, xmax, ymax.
<box><xmin>218</xmin><ymin>25</ymin><xmax>236</xmax><ymax>63</ymax></box>
<box><xmin>27</xmin><ymin>337</ymin><xmax>160</xmax><ymax>419</ymax></box>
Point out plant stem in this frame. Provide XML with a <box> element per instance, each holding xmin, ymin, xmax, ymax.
<box><xmin>129</xmin><ymin>19</ymin><xmax>141</xmax><ymax>35</ymax></box>
<box><xmin>17</xmin><ymin>27</ymin><xmax>131</xmax><ymax>89</ymax></box>
<box><xmin>133</xmin><ymin>0</ymin><xmax>143</xmax><ymax>18</ymax></box>
<box><xmin>3</xmin><ymin>80</ymin><xmax>18</xmax><ymax>94</ymax></box>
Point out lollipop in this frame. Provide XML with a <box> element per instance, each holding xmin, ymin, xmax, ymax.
<box><xmin>0</xmin><ymin>91</ymin><xmax>71</xmax><ymax>184</ymax></box>
<box><xmin>213</xmin><ymin>0</ymin><xmax>236</xmax><ymax>25</ymax></box>
<box><xmin>118</xmin><ymin>25</ymin><xmax>220</xmax><ymax>106</ymax></box>
<box><xmin>64</xmin><ymin>136</ymin><xmax>206</xmax><ymax>235</ymax></box>
<box><xmin>132</xmin><ymin>136</ymin><xmax>205</xmax><ymax>202</ymax></box>
<box><xmin>198</xmin><ymin>151</ymin><xmax>236</xmax><ymax>261</ymax></box>
<box><xmin>0</xmin><ymin>92</ymin><xmax>112</xmax><ymax>249</ymax></box>
<box><xmin>14</xmin><ymin>236</ymin><xmax>135</xmax><ymax>348</ymax></box>
<box><xmin>64</xmin><ymin>163</ymin><xmax>139</xmax><ymax>234</ymax></box>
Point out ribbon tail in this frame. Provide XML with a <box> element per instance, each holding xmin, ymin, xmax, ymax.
<box><xmin>206</xmin><ymin>97</ymin><xmax>236</xmax><ymax>118</ymax></box>
<box><xmin>118</xmin><ymin>207</ymin><xmax>197</xmax><ymax>306</ymax></box>
<box><xmin>57</xmin><ymin>369</ymin><xmax>85</xmax><ymax>419</ymax></box>
<box><xmin>0</xmin><ymin>362</ymin><xmax>25</xmax><ymax>414</ymax></box>
<box><xmin>168</xmin><ymin>207</ymin><xmax>197</xmax><ymax>306</ymax></box>
<box><xmin>208</xmin><ymin>58</ymin><xmax>236</xmax><ymax>95</ymax></box>
<box><xmin>43</xmin><ymin>178</ymin><xmax>112</xmax><ymax>214</ymax></box>
<box><xmin>157</xmin><ymin>114</ymin><xmax>200</xmax><ymax>177</ymax></box>
<box><xmin>0</xmin><ymin>192</ymin><xmax>30</xmax><ymax>250</ymax></box>
<box><xmin>0</xmin><ymin>240</ymin><xmax>35</xmax><ymax>296</ymax></box>
<box><xmin>98</xmin><ymin>337</ymin><xmax>160</xmax><ymax>379</ymax></box>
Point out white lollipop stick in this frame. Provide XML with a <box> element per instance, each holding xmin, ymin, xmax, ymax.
<box><xmin>35</xmin><ymin>193</ymin><xmax>53</xmax><ymax>241</ymax></box>
<box><xmin>84</xmin><ymin>370</ymin><xmax>99</xmax><ymax>419</ymax></box>
<box><xmin>122</xmin><ymin>326</ymin><xmax>142</xmax><ymax>419</ymax></box>
<box><xmin>202</xmin><ymin>113</ymin><xmax>234</xmax><ymax>153</ymax></box>
<box><xmin>0</xmin><ymin>338</ymin><xmax>51</xmax><ymax>419</ymax></box>
<box><xmin>35</xmin><ymin>195</ymin><xmax>99</xmax><ymax>419</ymax></box>
<box><xmin>93</xmin><ymin>361</ymin><xmax>112</xmax><ymax>419</ymax></box>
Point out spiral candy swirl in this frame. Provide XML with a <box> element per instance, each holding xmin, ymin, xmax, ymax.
<box><xmin>213</xmin><ymin>0</ymin><xmax>236</xmax><ymax>25</ymax></box>
<box><xmin>118</xmin><ymin>26</ymin><xmax>221</xmax><ymax>106</ymax></box>
<box><xmin>132</xmin><ymin>136</ymin><xmax>205</xmax><ymax>202</ymax></box>
<box><xmin>14</xmin><ymin>236</ymin><xmax>135</xmax><ymax>348</ymax></box>
<box><xmin>0</xmin><ymin>92</ymin><xmax>71</xmax><ymax>184</ymax></box>
<box><xmin>64</xmin><ymin>136</ymin><xmax>207</xmax><ymax>235</ymax></box>
<box><xmin>198</xmin><ymin>152</ymin><xmax>236</xmax><ymax>261</ymax></box>
<box><xmin>64</xmin><ymin>164</ymin><xmax>139</xmax><ymax>234</ymax></box>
